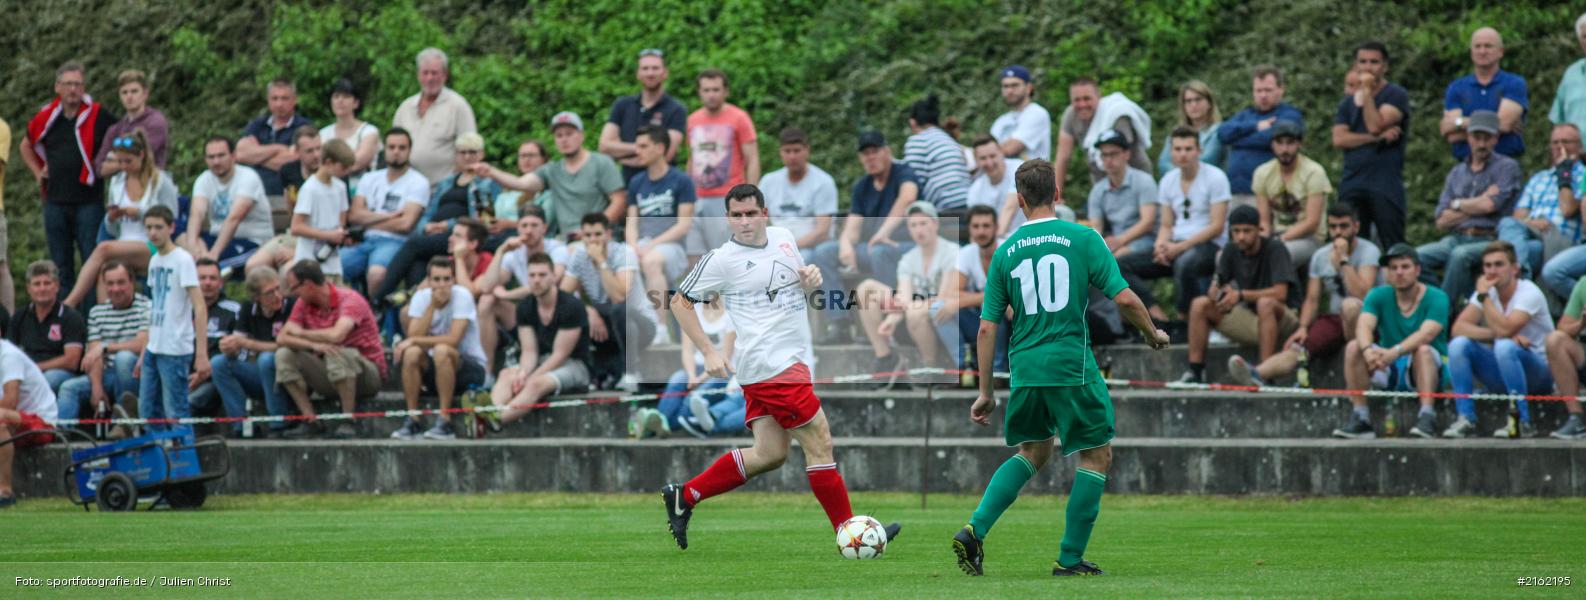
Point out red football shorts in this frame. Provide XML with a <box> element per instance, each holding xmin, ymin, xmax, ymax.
<box><xmin>10</xmin><ymin>412</ymin><xmax>56</xmax><ymax>448</ymax></box>
<box><xmin>743</xmin><ymin>362</ymin><xmax>822</xmax><ymax>429</ymax></box>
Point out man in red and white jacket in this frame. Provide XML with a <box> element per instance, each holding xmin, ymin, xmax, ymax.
<box><xmin>20</xmin><ymin>61</ymin><xmax>116</xmax><ymax>297</ymax></box>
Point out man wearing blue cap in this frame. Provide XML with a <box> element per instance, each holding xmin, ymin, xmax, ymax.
<box><xmin>990</xmin><ymin>66</ymin><xmax>1051</xmax><ymax>162</ymax></box>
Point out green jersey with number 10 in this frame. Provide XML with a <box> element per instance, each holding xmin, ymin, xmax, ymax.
<box><xmin>981</xmin><ymin>217</ymin><xmax>1129</xmax><ymax>388</ymax></box>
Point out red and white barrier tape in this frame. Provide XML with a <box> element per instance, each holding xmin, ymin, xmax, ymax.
<box><xmin>53</xmin><ymin>367</ymin><xmax>1577</xmax><ymax>427</ymax></box>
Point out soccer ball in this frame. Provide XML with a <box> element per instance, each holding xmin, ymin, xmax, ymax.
<box><xmin>835</xmin><ymin>515</ymin><xmax>888</xmax><ymax>559</ymax></box>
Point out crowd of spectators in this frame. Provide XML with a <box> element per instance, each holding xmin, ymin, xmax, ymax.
<box><xmin>8</xmin><ymin>17</ymin><xmax>1586</xmax><ymax>504</ymax></box>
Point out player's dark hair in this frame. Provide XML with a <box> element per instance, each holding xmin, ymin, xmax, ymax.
<box><xmin>101</xmin><ymin>260</ymin><xmax>132</xmax><ymax>281</ymax></box>
<box><xmin>195</xmin><ymin>257</ymin><xmax>220</xmax><ymax>271</ymax></box>
<box><xmin>909</xmin><ymin>94</ymin><xmax>941</xmax><ymax>127</ymax></box>
<box><xmin>697</xmin><ymin>67</ymin><xmax>728</xmax><ymax>89</ymax></box>
<box><xmin>526</xmin><ymin>252</ymin><xmax>555</xmax><ymax>270</ymax></box>
<box><xmin>519</xmin><ymin>204</ymin><xmax>546</xmax><ymax>224</ymax></box>
<box><xmin>144</xmin><ymin>204</ymin><xmax>175</xmax><ymax>225</ymax></box>
<box><xmin>204</xmin><ymin>135</ymin><xmax>235</xmax><ymax>154</ymax></box>
<box><xmin>778</xmin><ymin>126</ymin><xmax>809</xmax><ymax>147</ymax></box>
<box><xmin>971</xmin><ymin>133</ymin><xmax>999</xmax><ymax>150</ymax></box>
<box><xmin>967</xmin><ymin>204</ymin><xmax>998</xmax><ymax>224</ymax></box>
<box><xmin>580</xmin><ymin>212</ymin><xmax>609</xmax><ymax>229</ymax></box>
<box><xmin>385</xmin><ymin>126</ymin><xmax>413</xmax><ymax>148</ymax></box>
<box><xmin>456</xmin><ymin>217</ymin><xmax>487</xmax><ymax>244</ymax></box>
<box><xmin>724</xmin><ymin>184</ymin><xmax>765</xmax><ymax>212</ymax></box>
<box><xmin>1014</xmin><ymin>160</ymin><xmax>1057</xmax><ymax>210</ymax></box>
<box><xmin>1169</xmin><ymin>125</ymin><xmax>1201</xmax><ymax>148</ymax></box>
<box><xmin>1482</xmin><ymin>240</ymin><xmax>1518</xmax><ymax>264</ymax></box>
<box><xmin>637</xmin><ymin>124</ymin><xmax>671</xmax><ymax>152</ymax></box>
<box><xmin>427</xmin><ymin>256</ymin><xmax>455</xmax><ymax>276</ymax></box>
<box><xmin>289</xmin><ymin>260</ymin><xmax>327</xmax><ymax>286</ymax></box>
<box><xmin>293</xmin><ymin>124</ymin><xmax>319</xmax><ymax>146</ymax></box>
<box><xmin>1354</xmin><ymin>41</ymin><xmax>1390</xmax><ymax>65</ymax></box>
<box><xmin>1327</xmin><ymin>204</ymin><xmax>1358</xmax><ymax>221</ymax></box>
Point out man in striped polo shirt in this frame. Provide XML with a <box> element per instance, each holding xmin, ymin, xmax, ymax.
<box><xmin>56</xmin><ymin>261</ymin><xmax>150</xmax><ymax>438</ymax></box>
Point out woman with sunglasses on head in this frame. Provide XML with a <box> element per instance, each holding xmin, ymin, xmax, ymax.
<box><xmin>1156</xmin><ymin>80</ymin><xmax>1225</xmax><ymax>176</ymax></box>
<box><xmin>64</xmin><ymin>130</ymin><xmax>180</xmax><ymax>310</ymax></box>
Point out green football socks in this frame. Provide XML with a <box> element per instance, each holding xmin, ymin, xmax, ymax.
<box><xmin>968</xmin><ymin>454</ymin><xmax>1037</xmax><ymax>540</ymax></box>
<box><xmin>1058</xmin><ymin>468</ymin><xmax>1107</xmax><ymax>568</ymax></box>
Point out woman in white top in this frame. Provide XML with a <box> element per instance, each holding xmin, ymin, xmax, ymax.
<box><xmin>65</xmin><ymin>130</ymin><xmax>180</xmax><ymax>309</ymax></box>
<box><xmin>319</xmin><ymin>78</ymin><xmax>381</xmax><ymax>177</ymax></box>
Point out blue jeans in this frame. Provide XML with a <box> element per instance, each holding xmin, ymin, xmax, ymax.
<box><xmin>811</xmin><ymin>239</ymin><xmax>915</xmax><ymax>322</ymax></box>
<box><xmin>1496</xmin><ymin>217</ymin><xmax>1546</xmax><ymax>277</ymax></box>
<box><xmin>210</xmin><ymin>351</ymin><xmax>282</xmax><ymax>432</ymax></box>
<box><xmin>944</xmin><ymin>305</ymin><xmax>1011</xmax><ymax>373</ymax></box>
<box><xmin>1416</xmin><ymin>234</ymin><xmax>1494</xmax><ymax>306</ymax></box>
<box><xmin>139</xmin><ymin>352</ymin><xmax>194</xmax><ymax>434</ymax></box>
<box><xmin>709</xmin><ymin>391</ymin><xmax>747</xmax><ymax>434</ymax></box>
<box><xmin>43</xmin><ymin>368</ymin><xmax>76</xmax><ymax>395</ymax></box>
<box><xmin>1447</xmin><ymin>336</ymin><xmax>1552</xmax><ymax>424</ymax></box>
<box><xmin>341</xmin><ymin>237</ymin><xmax>406</xmax><ymax>287</ymax></box>
<box><xmin>660</xmin><ymin>368</ymin><xmax>726</xmax><ymax>430</ymax></box>
<box><xmin>44</xmin><ymin>201</ymin><xmax>106</xmax><ymax>296</ymax></box>
<box><xmin>55</xmin><ymin>351</ymin><xmax>139</xmax><ymax>421</ymax></box>
<box><xmin>1541</xmin><ymin>244</ymin><xmax>1586</xmax><ymax>300</ymax></box>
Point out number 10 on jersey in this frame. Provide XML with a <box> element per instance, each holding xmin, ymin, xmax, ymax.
<box><xmin>1009</xmin><ymin>255</ymin><xmax>1070</xmax><ymax>315</ymax></box>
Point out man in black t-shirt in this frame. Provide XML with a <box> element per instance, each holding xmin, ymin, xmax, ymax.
<box><xmin>1181</xmin><ymin>206</ymin><xmax>1299</xmax><ymax>383</ymax></box>
<box><xmin>1333</xmin><ymin>41</ymin><xmax>1411</xmax><ymax>249</ymax></box>
<box><xmin>213</xmin><ymin>266</ymin><xmax>296</xmax><ymax>436</ymax></box>
<box><xmin>7</xmin><ymin>261</ymin><xmax>87</xmax><ymax>394</ymax></box>
<box><xmin>187</xmin><ymin>259</ymin><xmax>242</xmax><ymax>431</ymax></box>
<box><xmin>599</xmin><ymin>49</ymin><xmax>688</xmax><ymax>181</ymax></box>
<box><xmin>489</xmin><ymin>252</ymin><xmax>591</xmax><ymax>428</ymax></box>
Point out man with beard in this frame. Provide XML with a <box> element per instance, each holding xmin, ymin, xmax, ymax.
<box><xmin>340</xmin><ymin>128</ymin><xmax>431</xmax><ymax>293</ymax></box>
<box><xmin>1180</xmin><ymin>205</ymin><xmax>1299</xmax><ymax>383</ymax></box>
<box><xmin>686</xmin><ymin>69</ymin><xmax>759</xmax><ymax>257</ymax></box>
<box><xmin>1252</xmin><ymin>120</ymin><xmax>1330</xmax><ymax>272</ymax></box>
<box><xmin>1332</xmin><ymin>244</ymin><xmax>1450</xmax><ymax>439</ymax></box>
<box><xmin>989</xmin><ymin>65</ymin><xmax>1051</xmax><ymax>161</ymax></box>
<box><xmin>937</xmin><ymin>205</ymin><xmax>1010</xmax><ymax>374</ymax></box>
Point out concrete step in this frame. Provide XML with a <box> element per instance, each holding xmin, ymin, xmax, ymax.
<box><xmin>17</xmin><ymin>436</ymin><xmax>1583</xmax><ymax>498</ymax></box>
<box><xmin>225</xmin><ymin>388</ymin><xmax>1577</xmax><ymax>441</ymax></box>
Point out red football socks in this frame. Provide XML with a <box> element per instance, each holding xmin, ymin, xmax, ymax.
<box><xmin>683</xmin><ymin>449</ymin><xmax>747</xmax><ymax>507</ymax></box>
<box><xmin>805</xmin><ymin>463</ymin><xmax>853</xmax><ymax>530</ymax></box>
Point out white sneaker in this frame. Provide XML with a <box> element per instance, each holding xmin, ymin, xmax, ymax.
<box><xmin>617</xmin><ymin>373</ymin><xmax>640</xmax><ymax>392</ymax></box>
<box><xmin>1442</xmin><ymin>416</ymin><xmax>1476</xmax><ymax>438</ymax></box>
<box><xmin>688</xmin><ymin>391</ymin><xmax>716</xmax><ymax>433</ymax></box>
<box><xmin>1209</xmin><ymin>331</ymin><xmax>1232</xmax><ymax>345</ymax></box>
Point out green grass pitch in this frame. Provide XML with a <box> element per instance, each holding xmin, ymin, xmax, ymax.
<box><xmin>4</xmin><ymin>493</ymin><xmax>1582</xmax><ymax>598</ymax></box>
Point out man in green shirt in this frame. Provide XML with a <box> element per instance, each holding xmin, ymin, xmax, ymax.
<box><xmin>952</xmin><ymin>159</ymin><xmax>1169</xmax><ymax>578</ymax></box>
<box><xmin>1334</xmin><ymin>244</ymin><xmax>1450</xmax><ymax>439</ymax></box>
<box><xmin>1541</xmin><ymin>277</ymin><xmax>1586</xmax><ymax>439</ymax></box>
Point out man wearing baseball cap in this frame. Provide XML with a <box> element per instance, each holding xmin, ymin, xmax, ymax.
<box><xmin>1180</xmin><ymin>204</ymin><xmax>1299</xmax><ymax>384</ymax></box>
<box><xmin>479</xmin><ymin>111</ymin><xmax>627</xmax><ymax>238</ymax></box>
<box><xmin>1251</xmin><ymin>119</ymin><xmax>1330</xmax><ymax>271</ymax></box>
<box><xmin>990</xmin><ymin>65</ymin><xmax>1052</xmax><ymax>161</ymax></box>
<box><xmin>1332</xmin><ymin>243</ymin><xmax>1451</xmax><ymax>439</ymax></box>
<box><xmin>1415</xmin><ymin>109</ymin><xmax>1522</xmax><ymax>305</ymax></box>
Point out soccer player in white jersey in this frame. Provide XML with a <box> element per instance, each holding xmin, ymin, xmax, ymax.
<box><xmin>662</xmin><ymin>184</ymin><xmax>900</xmax><ymax>550</ymax></box>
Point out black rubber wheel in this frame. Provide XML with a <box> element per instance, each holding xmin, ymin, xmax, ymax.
<box><xmin>164</xmin><ymin>482</ymin><xmax>208</xmax><ymax>509</ymax></box>
<box><xmin>96</xmin><ymin>472</ymin><xmax>138</xmax><ymax>512</ymax></box>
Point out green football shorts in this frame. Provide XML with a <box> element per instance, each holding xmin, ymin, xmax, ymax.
<box><xmin>1004</xmin><ymin>378</ymin><xmax>1115</xmax><ymax>456</ymax></box>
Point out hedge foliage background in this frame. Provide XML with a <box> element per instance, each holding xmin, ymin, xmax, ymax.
<box><xmin>2</xmin><ymin>0</ymin><xmax>1583</xmax><ymax>299</ymax></box>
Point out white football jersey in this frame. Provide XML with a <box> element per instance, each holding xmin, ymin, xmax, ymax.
<box><xmin>679</xmin><ymin>226</ymin><xmax>815</xmax><ymax>385</ymax></box>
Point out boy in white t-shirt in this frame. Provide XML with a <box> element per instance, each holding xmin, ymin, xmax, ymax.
<box><xmin>391</xmin><ymin>257</ymin><xmax>488</xmax><ymax>441</ymax></box>
<box><xmin>291</xmin><ymin>139</ymin><xmax>355</xmax><ymax>280</ymax></box>
<box><xmin>854</xmin><ymin>202</ymin><xmax>960</xmax><ymax>381</ymax></box>
<box><xmin>137</xmin><ymin>205</ymin><xmax>210</xmax><ymax>435</ymax></box>
<box><xmin>1</xmin><ymin>338</ymin><xmax>60</xmax><ymax>506</ymax></box>
<box><xmin>1445</xmin><ymin>241</ymin><xmax>1555</xmax><ymax>439</ymax></box>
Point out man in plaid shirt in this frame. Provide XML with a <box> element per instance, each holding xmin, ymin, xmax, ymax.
<box><xmin>1518</xmin><ymin>124</ymin><xmax>1586</xmax><ymax>299</ymax></box>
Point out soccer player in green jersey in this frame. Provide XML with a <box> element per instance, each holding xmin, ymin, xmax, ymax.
<box><xmin>951</xmin><ymin>159</ymin><xmax>1169</xmax><ymax>577</ymax></box>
